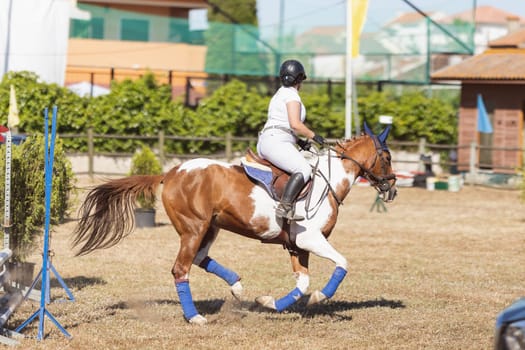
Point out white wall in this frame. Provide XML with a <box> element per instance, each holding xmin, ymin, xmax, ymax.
<box><xmin>0</xmin><ymin>0</ymin><xmax>70</xmax><ymax>85</ymax></box>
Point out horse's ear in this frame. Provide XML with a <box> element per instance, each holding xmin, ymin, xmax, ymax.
<box><xmin>378</xmin><ymin>125</ymin><xmax>392</xmax><ymax>144</ymax></box>
<box><xmin>363</xmin><ymin>121</ymin><xmax>374</xmax><ymax>136</ymax></box>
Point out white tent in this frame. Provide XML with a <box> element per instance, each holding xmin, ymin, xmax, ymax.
<box><xmin>67</xmin><ymin>81</ymin><xmax>110</xmax><ymax>97</ymax></box>
<box><xmin>0</xmin><ymin>0</ymin><xmax>88</xmax><ymax>85</ymax></box>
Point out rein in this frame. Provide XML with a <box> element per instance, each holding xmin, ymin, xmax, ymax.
<box><xmin>304</xmin><ymin>148</ymin><xmax>342</xmax><ymax>220</ymax></box>
<box><xmin>328</xmin><ymin>138</ymin><xmax>396</xmax><ymax>193</ymax></box>
<box><xmin>314</xmin><ymin>149</ymin><xmax>343</xmax><ymax>205</ymax></box>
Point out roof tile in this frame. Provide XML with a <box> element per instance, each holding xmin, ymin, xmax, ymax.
<box><xmin>431</xmin><ymin>49</ymin><xmax>525</xmax><ymax>80</ymax></box>
<box><xmin>489</xmin><ymin>28</ymin><xmax>525</xmax><ymax>47</ymax></box>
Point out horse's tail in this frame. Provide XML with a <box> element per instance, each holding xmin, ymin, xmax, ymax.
<box><xmin>72</xmin><ymin>174</ymin><xmax>164</xmax><ymax>256</ymax></box>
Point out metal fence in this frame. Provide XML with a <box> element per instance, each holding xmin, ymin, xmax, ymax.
<box><xmin>66</xmin><ymin>65</ymin><xmax>348</xmax><ymax>106</ymax></box>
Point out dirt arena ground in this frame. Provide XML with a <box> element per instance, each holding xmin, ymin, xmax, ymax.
<box><xmin>5</xmin><ymin>178</ymin><xmax>525</xmax><ymax>349</ymax></box>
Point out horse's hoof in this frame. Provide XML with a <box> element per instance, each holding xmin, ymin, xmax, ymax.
<box><xmin>307</xmin><ymin>290</ymin><xmax>327</xmax><ymax>306</ymax></box>
<box><xmin>230</xmin><ymin>281</ymin><xmax>243</xmax><ymax>301</ymax></box>
<box><xmin>255</xmin><ymin>295</ymin><xmax>276</xmax><ymax>310</ymax></box>
<box><xmin>188</xmin><ymin>314</ymin><xmax>207</xmax><ymax>325</ymax></box>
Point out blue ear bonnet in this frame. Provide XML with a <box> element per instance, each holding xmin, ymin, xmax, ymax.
<box><xmin>363</xmin><ymin>122</ymin><xmax>391</xmax><ymax>151</ymax></box>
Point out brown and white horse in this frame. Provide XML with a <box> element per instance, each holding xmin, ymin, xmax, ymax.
<box><xmin>72</xmin><ymin>124</ymin><xmax>397</xmax><ymax>325</ymax></box>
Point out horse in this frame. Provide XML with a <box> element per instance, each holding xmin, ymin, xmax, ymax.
<box><xmin>72</xmin><ymin>123</ymin><xmax>397</xmax><ymax>325</ymax></box>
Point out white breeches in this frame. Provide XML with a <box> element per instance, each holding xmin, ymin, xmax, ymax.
<box><xmin>257</xmin><ymin>131</ymin><xmax>312</xmax><ymax>180</ymax></box>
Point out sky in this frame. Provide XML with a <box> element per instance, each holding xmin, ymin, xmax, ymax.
<box><xmin>256</xmin><ymin>0</ymin><xmax>525</xmax><ymax>35</ymax></box>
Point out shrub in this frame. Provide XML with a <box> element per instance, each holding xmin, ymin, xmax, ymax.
<box><xmin>85</xmin><ymin>72</ymin><xmax>174</xmax><ymax>153</ymax></box>
<box><xmin>196</xmin><ymin>79</ymin><xmax>268</xmax><ymax>152</ymax></box>
<box><xmin>301</xmin><ymin>92</ymin><xmax>343</xmax><ymax>139</ymax></box>
<box><xmin>0</xmin><ymin>71</ymin><xmax>88</xmax><ymax>141</ymax></box>
<box><xmin>357</xmin><ymin>91</ymin><xmax>457</xmax><ymax>144</ymax></box>
<box><xmin>0</xmin><ymin>71</ymin><xmax>460</xmax><ymax>154</ymax></box>
<box><xmin>0</xmin><ymin>134</ymin><xmax>75</xmax><ymax>261</ymax></box>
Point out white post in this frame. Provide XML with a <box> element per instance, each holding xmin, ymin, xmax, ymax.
<box><xmin>345</xmin><ymin>0</ymin><xmax>353</xmax><ymax>139</ymax></box>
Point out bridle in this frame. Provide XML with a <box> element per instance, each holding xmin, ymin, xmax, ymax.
<box><xmin>304</xmin><ymin>135</ymin><xmax>397</xmax><ymax>218</ymax></box>
<box><xmin>329</xmin><ymin>136</ymin><xmax>397</xmax><ymax>197</ymax></box>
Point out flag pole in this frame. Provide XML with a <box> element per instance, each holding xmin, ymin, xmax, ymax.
<box><xmin>345</xmin><ymin>0</ymin><xmax>353</xmax><ymax>139</ymax></box>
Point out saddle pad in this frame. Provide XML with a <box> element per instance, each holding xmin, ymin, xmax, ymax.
<box><xmin>240</xmin><ymin>157</ymin><xmax>274</xmax><ymax>197</ymax></box>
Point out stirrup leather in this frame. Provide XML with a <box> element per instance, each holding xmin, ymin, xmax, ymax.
<box><xmin>276</xmin><ymin>203</ymin><xmax>304</xmax><ymax>222</ymax></box>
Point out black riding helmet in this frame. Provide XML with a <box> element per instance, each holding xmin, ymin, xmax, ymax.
<box><xmin>279</xmin><ymin>59</ymin><xmax>307</xmax><ymax>87</ymax></box>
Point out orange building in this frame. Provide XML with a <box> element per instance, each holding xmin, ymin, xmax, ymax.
<box><xmin>67</xmin><ymin>0</ymin><xmax>209</xmax><ymax>100</ymax></box>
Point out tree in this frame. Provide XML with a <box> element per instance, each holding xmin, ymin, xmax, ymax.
<box><xmin>205</xmin><ymin>0</ymin><xmax>270</xmax><ymax>76</ymax></box>
<box><xmin>207</xmin><ymin>0</ymin><xmax>258</xmax><ymax>25</ymax></box>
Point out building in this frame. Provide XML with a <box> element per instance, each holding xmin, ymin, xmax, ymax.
<box><xmin>340</xmin><ymin>6</ymin><xmax>524</xmax><ymax>82</ymax></box>
<box><xmin>431</xmin><ymin>28</ymin><xmax>525</xmax><ymax>173</ymax></box>
<box><xmin>68</xmin><ymin>0</ymin><xmax>209</xmax><ymax>100</ymax></box>
<box><xmin>444</xmin><ymin>5</ymin><xmax>524</xmax><ymax>54</ymax></box>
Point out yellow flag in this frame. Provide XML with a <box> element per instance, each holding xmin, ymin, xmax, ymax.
<box><xmin>352</xmin><ymin>0</ymin><xmax>369</xmax><ymax>57</ymax></box>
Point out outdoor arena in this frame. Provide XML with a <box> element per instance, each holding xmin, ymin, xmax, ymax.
<box><xmin>5</xmin><ymin>176</ymin><xmax>524</xmax><ymax>349</ymax></box>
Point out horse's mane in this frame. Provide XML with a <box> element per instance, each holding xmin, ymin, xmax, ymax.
<box><xmin>334</xmin><ymin>133</ymin><xmax>369</xmax><ymax>151</ymax></box>
<box><xmin>305</xmin><ymin>134</ymin><xmax>369</xmax><ymax>161</ymax></box>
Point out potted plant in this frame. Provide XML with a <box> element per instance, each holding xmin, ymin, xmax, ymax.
<box><xmin>129</xmin><ymin>146</ymin><xmax>163</xmax><ymax>228</ymax></box>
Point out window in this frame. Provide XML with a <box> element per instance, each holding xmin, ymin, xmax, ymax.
<box><xmin>91</xmin><ymin>18</ymin><xmax>104</xmax><ymax>39</ymax></box>
<box><xmin>70</xmin><ymin>17</ymin><xmax>104</xmax><ymax>39</ymax></box>
<box><xmin>121</xmin><ymin>19</ymin><xmax>149</xmax><ymax>41</ymax></box>
<box><xmin>169</xmin><ymin>18</ymin><xmax>205</xmax><ymax>45</ymax></box>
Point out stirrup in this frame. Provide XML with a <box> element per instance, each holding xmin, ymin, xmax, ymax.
<box><xmin>275</xmin><ymin>205</ymin><xmax>304</xmax><ymax>222</ymax></box>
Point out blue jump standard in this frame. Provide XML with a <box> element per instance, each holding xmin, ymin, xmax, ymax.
<box><xmin>15</xmin><ymin>106</ymin><xmax>74</xmax><ymax>340</ymax></box>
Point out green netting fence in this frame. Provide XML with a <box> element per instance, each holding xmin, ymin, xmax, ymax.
<box><xmin>70</xmin><ymin>3</ymin><xmax>475</xmax><ymax>82</ymax></box>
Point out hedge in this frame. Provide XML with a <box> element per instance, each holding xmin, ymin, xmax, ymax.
<box><xmin>0</xmin><ymin>71</ymin><xmax>458</xmax><ymax>154</ymax></box>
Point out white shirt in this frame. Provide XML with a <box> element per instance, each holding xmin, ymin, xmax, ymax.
<box><xmin>263</xmin><ymin>86</ymin><xmax>306</xmax><ymax>130</ymax></box>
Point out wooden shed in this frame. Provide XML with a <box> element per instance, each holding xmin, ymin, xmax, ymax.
<box><xmin>431</xmin><ymin>28</ymin><xmax>525</xmax><ymax>173</ymax></box>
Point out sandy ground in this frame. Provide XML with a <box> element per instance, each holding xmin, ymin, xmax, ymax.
<box><xmin>2</xmin><ymin>179</ymin><xmax>524</xmax><ymax>349</ymax></box>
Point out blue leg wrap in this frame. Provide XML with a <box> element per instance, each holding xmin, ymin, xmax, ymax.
<box><xmin>321</xmin><ymin>266</ymin><xmax>347</xmax><ymax>299</ymax></box>
<box><xmin>275</xmin><ymin>287</ymin><xmax>303</xmax><ymax>312</ymax></box>
<box><xmin>175</xmin><ymin>280</ymin><xmax>199</xmax><ymax>320</ymax></box>
<box><xmin>199</xmin><ymin>257</ymin><xmax>240</xmax><ymax>286</ymax></box>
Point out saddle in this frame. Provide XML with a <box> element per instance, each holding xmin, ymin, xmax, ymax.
<box><xmin>241</xmin><ymin>149</ymin><xmax>311</xmax><ymax>201</ymax></box>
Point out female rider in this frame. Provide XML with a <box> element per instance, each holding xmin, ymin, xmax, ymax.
<box><xmin>257</xmin><ymin>59</ymin><xmax>325</xmax><ymax>221</ymax></box>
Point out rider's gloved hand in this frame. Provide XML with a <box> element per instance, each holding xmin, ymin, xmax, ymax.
<box><xmin>297</xmin><ymin>138</ymin><xmax>311</xmax><ymax>151</ymax></box>
<box><xmin>312</xmin><ymin>134</ymin><xmax>326</xmax><ymax>146</ymax></box>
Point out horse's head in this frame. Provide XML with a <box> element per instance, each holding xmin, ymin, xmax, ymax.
<box><xmin>333</xmin><ymin>123</ymin><xmax>397</xmax><ymax>202</ymax></box>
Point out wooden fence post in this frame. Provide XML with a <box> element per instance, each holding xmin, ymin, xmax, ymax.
<box><xmin>469</xmin><ymin>141</ymin><xmax>477</xmax><ymax>176</ymax></box>
<box><xmin>88</xmin><ymin>127</ymin><xmax>94</xmax><ymax>178</ymax></box>
<box><xmin>185</xmin><ymin>77</ymin><xmax>191</xmax><ymax>107</ymax></box>
<box><xmin>225</xmin><ymin>132</ymin><xmax>232</xmax><ymax>162</ymax></box>
<box><xmin>158</xmin><ymin>130</ymin><xmax>165</xmax><ymax>165</ymax></box>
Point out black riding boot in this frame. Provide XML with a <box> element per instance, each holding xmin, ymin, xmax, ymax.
<box><xmin>275</xmin><ymin>172</ymin><xmax>305</xmax><ymax>221</ymax></box>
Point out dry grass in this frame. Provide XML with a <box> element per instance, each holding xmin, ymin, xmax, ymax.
<box><xmin>5</xmin><ymin>178</ymin><xmax>525</xmax><ymax>349</ymax></box>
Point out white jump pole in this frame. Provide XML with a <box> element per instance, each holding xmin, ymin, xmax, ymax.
<box><xmin>2</xmin><ymin>128</ymin><xmax>11</xmax><ymax>250</ymax></box>
<box><xmin>0</xmin><ymin>128</ymin><xmax>25</xmax><ymax>346</ymax></box>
